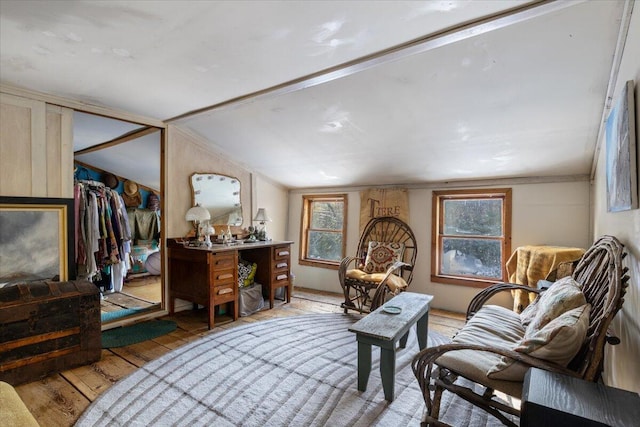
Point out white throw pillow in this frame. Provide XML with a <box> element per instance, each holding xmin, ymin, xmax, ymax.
<box><xmin>521</xmin><ymin>276</ymin><xmax>586</xmax><ymax>331</ymax></box>
<box><xmin>487</xmin><ymin>303</ymin><xmax>590</xmax><ymax>381</ymax></box>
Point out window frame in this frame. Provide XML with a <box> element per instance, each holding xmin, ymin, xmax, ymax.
<box><xmin>431</xmin><ymin>188</ymin><xmax>512</xmax><ymax>288</ymax></box>
<box><xmin>299</xmin><ymin>194</ymin><xmax>347</xmax><ymax>269</ymax></box>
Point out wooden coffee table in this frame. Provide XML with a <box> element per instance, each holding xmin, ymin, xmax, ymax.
<box><xmin>348</xmin><ymin>291</ymin><xmax>433</xmax><ymax>401</ymax></box>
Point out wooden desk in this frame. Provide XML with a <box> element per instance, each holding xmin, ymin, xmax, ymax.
<box><xmin>522</xmin><ymin>368</ymin><xmax>640</xmax><ymax>427</ymax></box>
<box><xmin>348</xmin><ymin>292</ymin><xmax>433</xmax><ymax>401</ymax></box>
<box><xmin>167</xmin><ymin>239</ymin><xmax>293</xmax><ymax>329</ymax></box>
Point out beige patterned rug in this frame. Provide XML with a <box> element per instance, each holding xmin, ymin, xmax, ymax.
<box><xmin>76</xmin><ymin>313</ymin><xmax>515</xmax><ymax>426</ymax></box>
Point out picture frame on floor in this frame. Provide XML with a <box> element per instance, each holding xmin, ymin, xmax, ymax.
<box><xmin>0</xmin><ymin>196</ymin><xmax>75</xmax><ymax>285</ymax></box>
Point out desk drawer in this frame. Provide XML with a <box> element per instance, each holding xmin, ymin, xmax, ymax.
<box><xmin>273</xmin><ymin>260</ymin><xmax>289</xmax><ymax>274</ymax></box>
<box><xmin>272</xmin><ymin>272</ymin><xmax>290</xmax><ymax>286</ymax></box>
<box><xmin>213</xmin><ymin>270</ymin><xmax>235</xmax><ymax>286</ymax></box>
<box><xmin>273</xmin><ymin>246</ymin><xmax>290</xmax><ymax>261</ymax></box>
<box><xmin>213</xmin><ymin>283</ymin><xmax>236</xmax><ymax>303</ymax></box>
<box><xmin>212</xmin><ymin>252</ymin><xmax>236</xmax><ymax>269</ymax></box>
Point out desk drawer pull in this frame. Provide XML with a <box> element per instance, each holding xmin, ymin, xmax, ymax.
<box><xmin>276</xmin><ymin>274</ymin><xmax>288</xmax><ymax>281</ymax></box>
<box><xmin>277</xmin><ymin>251</ymin><xmax>290</xmax><ymax>257</ymax></box>
<box><xmin>217</xmin><ymin>287</ymin><xmax>233</xmax><ymax>295</ymax></box>
<box><xmin>276</xmin><ymin>262</ymin><xmax>288</xmax><ymax>269</ymax></box>
<box><xmin>217</xmin><ymin>273</ymin><xmax>234</xmax><ymax>280</ymax></box>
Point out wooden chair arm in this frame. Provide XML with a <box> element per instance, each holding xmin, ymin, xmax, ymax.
<box><xmin>338</xmin><ymin>256</ymin><xmax>358</xmax><ymax>289</ymax></box>
<box><xmin>467</xmin><ymin>282</ymin><xmax>543</xmax><ymax>319</ymax></box>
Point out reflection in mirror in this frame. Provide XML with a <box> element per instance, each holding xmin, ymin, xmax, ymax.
<box><xmin>191</xmin><ymin>173</ymin><xmax>243</xmax><ymax>226</ymax></box>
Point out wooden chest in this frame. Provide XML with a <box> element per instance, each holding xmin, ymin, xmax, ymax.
<box><xmin>0</xmin><ymin>280</ymin><xmax>101</xmax><ymax>385</ymax></box>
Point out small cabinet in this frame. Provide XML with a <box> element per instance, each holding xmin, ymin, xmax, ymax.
<box><xmin>269</xmin><ymin>245</ymin><xmax>292</xmax><ymax>308</ymax></box>
<box><xmin>168</xmin><ymin>244</ymin><xmax>238</xmax><ymax>329</ymax></box>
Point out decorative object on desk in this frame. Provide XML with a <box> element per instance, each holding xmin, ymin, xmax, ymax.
<box><xmin>246</xmin><ymin>225</ymin><xmax>258</xmax><ymax>242</ymax></box>
<box><xmin>606</xmin><ymin>80</ymin><xmax>638</xmax><ymax>212</ymax></box>
<box><xmin>185</xmin><ymin>204</ymin><xmax>211</xmax><ymax>242</ymax></box>
<box><xmin>253</xmin><ymin>207</ymin><xmax>272</xmax><ymax>241</ymax></box>
<box><xmin>203</xmin><ymin>224</ymin><xmax>215</xmax><ymax>247</ymax></box>
<box><xmin>122</xmin><ymin>180</ymin><xmax>142</xmax><ymax>207</ymax></box>
<box><xmin>77</xmin><ymin>314</ymin><xmax>511</xmax><ymax>427</ymax></box>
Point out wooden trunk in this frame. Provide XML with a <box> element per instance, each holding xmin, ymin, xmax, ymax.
<box><xmin>0</xmin><ymin>280</ymin><xmax>101</xmax><ymax>385</ymax></box>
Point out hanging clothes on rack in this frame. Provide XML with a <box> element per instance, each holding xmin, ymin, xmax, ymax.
<box><xmin>74</xmin><ymin>180</ymin><xmax>132</xmax><ymax>293</ymax></box>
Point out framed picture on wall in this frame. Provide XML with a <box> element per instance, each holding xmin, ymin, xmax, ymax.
<box><xmin>0</xmin><ymin>197</ymin><xmax>75</xmax><ymax>286</ymax></box>
<box><xmin>606</xmin><ymin>80</ymin><xmax>638</xmax><ymax>212</ymax></box>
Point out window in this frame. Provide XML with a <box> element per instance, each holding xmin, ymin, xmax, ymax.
<box><xmin>432</xmin><ymin>188</ymin><xmax>511</xmax><ymax>287</ymax></box>
<box><xmin>299</xmin><ymin>194</ymin><xmax>347</xmax><ymax>269</ymax></box>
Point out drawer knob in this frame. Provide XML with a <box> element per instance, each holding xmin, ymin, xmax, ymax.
<box><xmin>217</xmin><ymin>288</ymin><xmax>233</xmax><ymax>295</ymax></box>
<box><xmin>217</xmin><ymin>273</ymin><xmax>234</xmax><ymax>280</ymax></box>
<box><xmin>276</xmin><ymin>262</ymin><xmax>288</xmax><ymax>268</ymax></box>
<box><xmin>276</xmin><ymin>274</ymin><xmax>288</xmax><ymax>281</ymax></box>
<box><xmin>277</xmin><ymin>251</ymin><xmax>290</xmax><ymax>256</ymax></box>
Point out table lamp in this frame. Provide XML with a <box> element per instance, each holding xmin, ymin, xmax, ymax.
<box><xmin>185</xmin><ymin>205</ymin><xmax>211</xmax><ymax>241</ymax></box>
<box><xmin>253</xmin><ymin>208</ymin><xmax>272</xmax><ymax>241</ymax></box>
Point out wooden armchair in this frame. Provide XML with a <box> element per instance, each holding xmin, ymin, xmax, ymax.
<box><xmin>339</xmin><ymin>216</ymin><xmax>417</xmax><ymax>314</ymax></box>
<box><xmin>412</xmin><ymin>235</ymin><xmax>629</xmax><ymax>426</ymax></box>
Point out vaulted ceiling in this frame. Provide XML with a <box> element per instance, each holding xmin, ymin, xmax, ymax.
<box><xmin>0</xmin><ymin>1</ymin><xmax>630</xmax><ymax>189</ymax></box>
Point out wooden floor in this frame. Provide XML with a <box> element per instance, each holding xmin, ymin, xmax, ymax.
<box><xmin>15</xmin><ymin>288</ymin><xmax>465</xmax><ymax>427</ymax></box>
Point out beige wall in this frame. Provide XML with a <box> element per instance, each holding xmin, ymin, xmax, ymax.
<box><xmin>0</xmin><ymin>94</ymin><xmax>73</xmax><ymax>198</ymax></box>
<box><xmin>592</xmin><ymin>9</ymin><xmax>640</xmax><ymax>393</ymax></box>
<box><xmin>254</xmin><ymin>174</ymin><xmax>289</xmax><ymax>242</ymax></box>
<box><xmin>166</xmin><ymin>125</ymin><xmax>253</xmax><ymax>238</ymax></box>
<box><xmin>288</xmin><ymin>180</ymin><xmax>591</xmax><ymax>312</ymax></box>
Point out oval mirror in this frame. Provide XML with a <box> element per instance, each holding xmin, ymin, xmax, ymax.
<box><xmin>191</xmin><ymin>173</ymin><xmax>243</xmax><ymax>226</ymax></box>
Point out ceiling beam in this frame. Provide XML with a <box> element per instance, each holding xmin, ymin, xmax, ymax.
<box><xmin>74</xmin><ymin>126</ymin><xmax>158</xmax><ymax>155</ymax></box>
<box><xmin>167</xmin><ymin>0</ymin><xmax>582</xmax><ymax>123</ymax></box>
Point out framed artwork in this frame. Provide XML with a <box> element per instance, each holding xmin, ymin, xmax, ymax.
<box><xmin>606</xmin><ymin>80</ymin><xmax>638</xmax><ymax>212</ymax></box>
<box><xmin>0</xmin><ymin>196</ymin><xmax>75</xmax><ymax>286</ymax></box>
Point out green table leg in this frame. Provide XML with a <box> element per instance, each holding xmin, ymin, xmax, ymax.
<box><xmin>357</xmin><ymin>340</ymin><xmax>372</xmax><ymax>391</ymax></box>
<box><xmin>380</xmin><ymin>346</ymin><xmax>396</xmax><ymax>401</ymax></box>
<box><xmin>417</xmin><ymin>311</ymin><xmax>429</xmax><ymax>350</ymax></box>
<box><xmin>399</xmin><ymin>331</ymin><xmax>409</xmax><ymax>348</ymax></box>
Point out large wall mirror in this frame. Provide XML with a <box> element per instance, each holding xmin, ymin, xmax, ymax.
<box><xmin>73</xmin><ymin>111</ymin><xmax>164</xmax><ymax>328</ymax></box>
<box><xmin>191</xmin><ymin>173</ymin><xmax>243</xmax><ymax>226</ymax></box>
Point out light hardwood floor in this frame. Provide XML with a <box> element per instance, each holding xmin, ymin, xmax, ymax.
<box><xmin>15</xmin><ymin>288</ymin><xmax>465</xmax><ymax>427</ymax></box>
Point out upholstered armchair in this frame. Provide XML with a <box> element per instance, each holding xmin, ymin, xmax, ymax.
<box><xmin>412</xmin><ymin>235</ymin><xmax>629</xmax><ymax>427</ymax></box>
<box><xmin>339</xmin><ymin>216</ymin><xmax>417</xmax><ymax>314</ymax></box>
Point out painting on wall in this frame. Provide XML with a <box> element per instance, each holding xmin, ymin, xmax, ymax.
<box><xmin>0</xmin><ymin>197</ymin><xmax>75</xmax><ymax>287</ymax></box>
<box><xmin>606</xmin><ymin>80</ymin><xmax>638</xmax><ymax>212</ymax></box>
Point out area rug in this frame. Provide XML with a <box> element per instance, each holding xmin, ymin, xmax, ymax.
<box><xmin>101</xmin><ymin>320</ymin><xmax>177</xmax><ymax>348</ymax></box>
<box><xmin>78</xmin><ymin>314</ymin><xmax>515</xmax><ymax>426</ymax></box>
<box><xmin>101</xmin><ymin>307</ymin><xmax>149</xmax><ymax>323</ymax></box>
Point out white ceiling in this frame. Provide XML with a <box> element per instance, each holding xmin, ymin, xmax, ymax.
<box><xmin>0</xmin><ymin>0</ymin><xmax>629</xmax><ymax>189</ymax></box>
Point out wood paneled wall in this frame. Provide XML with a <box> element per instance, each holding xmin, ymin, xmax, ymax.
<box><xmin>0</xmin><ymin>93</ymin><xmax>73</xmax><ymax>198</ymax></box>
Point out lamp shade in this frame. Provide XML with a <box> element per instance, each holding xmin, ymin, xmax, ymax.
<box><xmin>185</xmin><ymin>205</ymin><xmax>211</xmax><ymax>222</ymax></box>
<box><xmin>253</xmin><ymin>208</ymin><xmax>271</xmax><ymax>223</ymax></box>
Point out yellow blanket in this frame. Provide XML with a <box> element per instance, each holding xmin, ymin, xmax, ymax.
<box><xmin>506</xmin><ymin>245</ymin><xmax>585</xmax><ymax>312</ymax></box>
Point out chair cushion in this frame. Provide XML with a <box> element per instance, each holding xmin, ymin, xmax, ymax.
<box><xmin>520</xmin><ymin>276</ymin><xmax>586</xmax><ymax>329</ymax></box>
<box><xmin>345</xmin><ymin>269</ymin><xmax>408</xmax><ymax>293</ymax></box>
<box><xmin>487</xmin><ymin>303</ymin><xmax>590</xmax><ymax>381</ymax></box>
<box><xmin>436</xmin><ymin>305</ymin><xmax>526</xmax><ymax>398</ymax></box>
<box><xmin>363</xmin><ymin>241</ymin><xmax>405</xmax><ymax>273</ymax></box>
